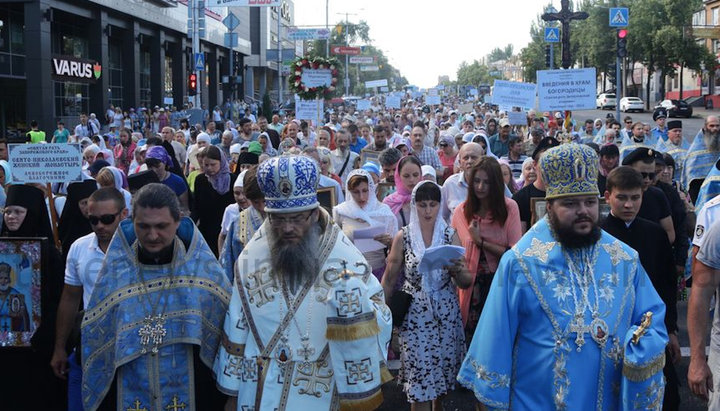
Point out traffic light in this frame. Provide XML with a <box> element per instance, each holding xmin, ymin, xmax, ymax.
<box><xmin>617</xmin><ymin>29</ymin><xmax>628</xmax><ymax>58</ymax></box>
<box><xmin>188</xmin><ymin>73</ymin><xmax>197</xmax><ymax>96</ymax></box>
<box><xmin>545</xmin><ymin>44</ymin><xmax>551</xmax><ymax>68</ymax></box>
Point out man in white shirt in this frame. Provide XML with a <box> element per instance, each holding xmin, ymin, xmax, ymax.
<box><xmin>330</xmin><ymin>129</ymin><xmax>358</xmax><ymax>187</ymax></box>
<box><xmin>441</xmin><ymin>142</ymin><xmax>483</xmax><ymax>221</ymax></box>
<box><xmin>693</xmin><ymin>193</ymin><xmax>720</xmax><ymax>258</ymax></box>
<box><xmin>74</xmin><ymin>113</ymin><xmax>98</xmax><ymax>138</ymax></box>
<box><xmin>50</xmin><ymin>188</ymin><xmax>128</xmax><ymax>405</ymax></box>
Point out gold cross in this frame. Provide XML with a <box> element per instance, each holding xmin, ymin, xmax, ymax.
<box><xmin>245</xmin><ymin>267</ymin><xmax>277</xmax><ymax>308</ymax></box>
<box><xmin>293</xmin><ymin>360</ymin><xmax>334</xmax><ymax>397</ymax></box>
<box><xmin>127</xmin><ymin>399</ymin><xmax>147</xmax><ymax>411</ymax></box>
<box><xmin>165</xmin><ymin>395</ymin><xmax>187</xmax><ymax>411</ymax></box>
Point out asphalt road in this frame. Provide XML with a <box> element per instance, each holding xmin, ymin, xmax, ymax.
<box><xmin>378</xmin><ymin>300</ymin><xmax>710</xmax><ymax>410</ymax></box>
<box><xmin>573</xmin><ymin>107</ymin><xmax>712</xmax><ymax>144</ymax></box>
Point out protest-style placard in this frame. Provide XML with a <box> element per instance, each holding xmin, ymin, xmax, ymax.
<box><xmin>9</xmin><ymin>143</ymin><xmax>83</xmax><ymax>183</ymax></box>
<box><xmin>491</xmin><ymin>80</ymin><xmax>537</xmax><ymax>109</ymax></box>
<box><xmin>537</xmin><ymin>68</ymin><xmax>596</xmax><ymax>111</ymax></box>
<box><xmin>295</xmin><ymin>99</ymin><xmax>319</xmax><ymax>120</ymax></box>
<box><xmin>300</xmin><ymin>69</ymin><xmax>332</xmax><ymax>88</ymax></box>
<box><xmin>385</xmin><ymin>96</ymin><xmax>402</xmax><ymax>109</ymax></box>
<box><xmin>508</xmin><ymin>111</ymin><xmax>527</xmax><ymax>126</ymax></box>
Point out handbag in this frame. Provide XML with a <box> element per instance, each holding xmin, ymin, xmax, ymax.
<box><xmin>388</xmin><ymin>290</ymin><xmax>413</xmax><ymax>327</ymax></box>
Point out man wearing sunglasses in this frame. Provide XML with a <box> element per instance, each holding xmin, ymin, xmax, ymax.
<box><xmin>52</xmin><ymin>187</ymin><xmax>127</xmax><ymax>409</ymax></box>
<box><xmin>622</xmin><ymin>147</ymin><xmax>676</xmax><ymax>245</ymax></box>
<box><xmin>215</xmin><ymin>155</ymin><xmax>392</xmax><ymax>411</ymax></box>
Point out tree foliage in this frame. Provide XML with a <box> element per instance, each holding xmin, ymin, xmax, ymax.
<box><xmin>303</xmin><ymin>20</ymin><xmax>407</xmax><ymax>96</ymax></box>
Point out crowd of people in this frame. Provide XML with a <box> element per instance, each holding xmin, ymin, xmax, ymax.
<box><xmin>1</xmin><ymin>92</ymin><xmax>720</xmax><ymax>411</ymax></box>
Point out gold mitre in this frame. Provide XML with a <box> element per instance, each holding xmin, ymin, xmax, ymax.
<box><xmin>539</xmin><ymin>143</ymin><xmax>599</xmax><ymax>200</ymax></box>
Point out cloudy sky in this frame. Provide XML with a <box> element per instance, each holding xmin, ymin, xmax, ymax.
<box><xmin>294</xmin><ymin>0</ymin><xmax>547</xmax><ymax>88</ymax></box>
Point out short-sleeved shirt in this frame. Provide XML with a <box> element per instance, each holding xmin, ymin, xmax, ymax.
<box><xmin>488</xmin><ymin>134</ymin><xmax>510</xmax><ymax>158</ymax></box>
<box><xmin>64</xmin><ymin>233</ymin><xmax>106</xmax><ymax>307</ymax></box>
<box><xmin>413</xmin><ymin>145</ymin><xmax>442</xmax><ymax>170</ymax></box>
<box><xmin>697</xmin><ymin>221</ymin><xmax>720</xmax><ymax>352</ymax></box>
<box><xmin>220</xmin><ymin>203</ymin><xmax>241</xmax><ymax>236</ymax></box>
<box><xmin>637</xmin><ymin>186</ymin><xmax>671</xmax><ymax>224</ymax></box>
<box><xmin>53</xmin><ymin>129</ymin><xmax>70</xmax><ymax>143</ymax></box>
<box><xmin>161</xmin><ymin>172</ymin><xmax>188</xmax><ymax>197</ymax></box>
<box><xmin>694</xmin><ymin>194</ymin><xmax>720</xmax><ymax>249</ymax></box>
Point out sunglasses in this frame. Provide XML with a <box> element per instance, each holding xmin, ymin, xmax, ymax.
<box><xmin>640</xmin><ymin>172</ymin><xmax>656</xmax><ymax>180</ymax></box>
<box><xmin>88</xmin><ymin>212</ymin><xmax>121</xmax><ymax>226</ymax></box>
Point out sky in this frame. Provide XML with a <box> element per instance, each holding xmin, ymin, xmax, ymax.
<box><xmin>294</xmin><ymin>0</ymin><xmax>546</xmax><ymax>88</ymax></box>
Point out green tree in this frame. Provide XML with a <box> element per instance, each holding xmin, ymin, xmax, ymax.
<box><xmin>519</xmin><ymin>6</ymin><xmax>557</xmax><ymax>82</ymax></box>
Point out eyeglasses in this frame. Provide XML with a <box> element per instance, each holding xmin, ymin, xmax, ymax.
<box><xmin>625</xmin><ymin>121</ymin><xmax>632</xmax><ymax>124</ymax></box>
<box><xmin>640</xmin><ymin>172</ymin><xmax>656</xmax><ymax>180</ymax></box>
<box><xmin>267</xmin><ymin>211</ymin><xmax>313</xmax><ymax>227</ymax></box>
<box><xmin>88</xmin><ymin>212</ymin><xmax>121</xmax><ymax>226</ymax></box>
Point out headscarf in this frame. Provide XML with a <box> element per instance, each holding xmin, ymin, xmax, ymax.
<box><xmin>515</xmin><ymin>156</ymin><xmax>535</xmax><ymax>188</ymax></box>
<box><xmin>2</xmin><ymin>184</ymin><xmax>54</xmax><ymax>240</ymax></box>
<box><xmin>383</xmin><ymin>156</ymin><xmax>416</xmax><ymax>215</ymax></box>
<box><xmin>259</xmin><ymin>132</ymin><xmax>276</xmax><ymax>152</ymax></box>
<box><xmin>146</xmin><ymin>146</ymin><xmax>173</xmax><ymax>166</ymax></box>
<box><xmin>408</xmin><ymin>180</ymin><xmax>448</xmax><ymax>297</ymax></box>
<box><xmin>106</xmin><ymin>166</ymin><xmax>129</xmax><ymax>190</ymax></box>
<box><xmin>206</xmin><ymin>148</ymin><xmax>231</xmax><ymax>195</ymax></box>
<box><xmin>334</xmin><ymin>169</ymin><xmax>397</xmax><ymax>227</ymax></box>
<box><xmin>234</xmin><ymin>169</ymin><xmax>248</xmax><ymax>189</ymax></box>
<box><xmin>196</xmin><ymin>132</ymin><xmax>211</xmax><ymax>146</ymax></box>
<box><xmin>478</xmin><ymin>134</ymin><xmax>497</xmax><ymax>158</ymax></box>
<box><xmin>79</xmin><ymin>137</ymin><xmax>93</xmax><ymax>151</ymax></box>
<box><xmin>248</xmin><ymin>141</ymin><xmax>263</xmax><ymax>156</ymax></box>
<box><xmin>58</xmin><ymin>180</ymin><xmax>97</xmax><ymax>260</ymax></box>
<box><xmin>87</xmin><ymin>159</ymin><xmax>110</xmax><ymax>176</ymax></box>
<box><xmin>0</xmin><ymin>160</ymin><xmax>12</xmax><ymax>184</ymax></box>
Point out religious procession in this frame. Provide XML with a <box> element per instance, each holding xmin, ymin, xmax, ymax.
<box><xmin>5</xmin><ymin>0</ymin><xmax>720</xmax><ymax>410</ymax></box>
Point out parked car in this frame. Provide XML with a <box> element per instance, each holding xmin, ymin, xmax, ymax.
<box><xmin>619</xmin><ymin>97</ymin><xmax>644</xmax><ymax>112</ymax></box>
<box><xmin>596</xmin><ymin>93</ymin><xmax>616</xmax><ymax>109</ymax></box>
<box><xmin>654</xmin><ymin>99</ymin><xmax>693</xmax><ymax>118</ymax></box>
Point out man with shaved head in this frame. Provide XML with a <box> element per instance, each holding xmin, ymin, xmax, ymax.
<box><xmin>441</xmin><ymin>142</ymin><xmax>484</xmax><ymax>220</ymax></box>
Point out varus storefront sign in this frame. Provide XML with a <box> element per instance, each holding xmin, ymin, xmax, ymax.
<box><xmin>51</xmin><ymin>56</ymin><xmax>102</xmax><ymax>83</ymax></box>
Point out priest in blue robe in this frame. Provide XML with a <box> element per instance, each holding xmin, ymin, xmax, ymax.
<box><xmin>683</xmin><ymin>116</ymin><xmax>720</xmax><ymax>190</ymax></box>
<box><xmin>81</xmin><ymin>184</ymin><xmax>231</xmax><ymax>411</ymax></box>
<box><xmin>458</xmin><ymin>144</ymin><xmax>668</xmax><ymax>410</ymax></box>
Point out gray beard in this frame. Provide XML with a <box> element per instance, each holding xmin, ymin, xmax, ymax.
<box><xmin>268</xmin><ymin>224</ymin><xmax>321</xmax><ymax>294</ymax></box>
<box><xmin>704</xmin><ymin>130</ymin><xmax>720</xmax><ymax>152</ymax></box>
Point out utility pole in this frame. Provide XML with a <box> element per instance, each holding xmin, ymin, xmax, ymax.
<box><xmin>325</xmin><ymin>0</ymin><xmax>329</xmax><ymax>57</ymax></box>
<box><xmin>277</xmin><ymin>8</ymin><xmax>282</xmax><ymax>107</ymax></box>
<box><xmin>191</xmin><ymin>0</ymin><xmax>202</xmax><ymax>109</ymax></box>
<box><xmin>337</xmin><ymin>11</ymin><xmax>360</xmax><ymax>96</ymax></box>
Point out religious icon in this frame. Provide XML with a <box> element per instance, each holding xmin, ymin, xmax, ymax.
<box><xmin>0</xmin><ymin>238</ymin><xmax>45</xmax><ymax>347</ymax></box>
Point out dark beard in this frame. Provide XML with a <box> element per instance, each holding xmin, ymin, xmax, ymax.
<box><xmin>547</xmin><ymin>210</ymin><xmax>602</xmax><ymax>249</ymax></box>
<box><xmin>704</xmin><ymin>129</ymin><xmax>720</xmax><ymax>152</ymax></box>
<box><xmin>268</xmin><ymin>223</ymin><xmax>321</xmax><ymax>293</ymax></box>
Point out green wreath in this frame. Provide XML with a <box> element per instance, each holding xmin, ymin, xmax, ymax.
<box><xmin>289</xmin><ymin>56</ymin><xmax>340</xmax><ymax>100</ymax></box>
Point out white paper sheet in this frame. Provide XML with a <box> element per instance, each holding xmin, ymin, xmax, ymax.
<box><xmin>418</xmin><ymin>245</ymin><xmax>466</xmax><ymax>273</ymax></box>
<box><xmin>353</xmin><ymin>225</ymin><xmax>386</xmax><ymax>253</ymax></box>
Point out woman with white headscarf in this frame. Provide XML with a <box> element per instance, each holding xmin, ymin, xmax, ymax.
<box><xmin>218</xmin><ymin>170</ymin><xmax>250</xmax><ymax>254</ymax></box>
<box><xmin>95</xmin><ymin>166</ymin><xmax>133</xmax><ymax>215</ymax></box>
<box><xmin>381</xmin><ymin>180</ymin><xmax>471</xmax><ymax>408</ymax></box>
<box><xmin>333</xmin><ymin>169</ymin><xmax>397</xmax><ymax>280</ymax></box>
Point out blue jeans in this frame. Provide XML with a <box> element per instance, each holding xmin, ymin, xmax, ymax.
<box><xmin>68</xmin><ymin>351</ymin><xmax>84</xmax><ymax>411</ymax></box>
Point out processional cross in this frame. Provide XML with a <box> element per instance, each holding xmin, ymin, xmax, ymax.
<box><xmin>541</xmin><ymin>0</ymin><xmax>589</xmax><ymax>69</ymax></box>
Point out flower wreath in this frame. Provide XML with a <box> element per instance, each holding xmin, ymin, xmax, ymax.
<box><xmin>289</xmin><ymin>56</ymin><xmax>340</xmax><ymax>100</ymax></box>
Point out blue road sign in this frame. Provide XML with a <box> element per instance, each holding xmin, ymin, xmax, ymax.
<box><xmin>544</xmin><ymin>27</ymin><xmax>560</xmax><ymax>43</ymax></box>
<box><xmin>195</xmin><ymin>53</ymin><xmax>205</xmax><ymax>71</ymax></box>
<box><xmin>223</xmin><ymin>12</ymin><xmax>240</xmax><ymax>31</ymax></box>
<box><xmin>609</xmin><ymin>7</ymin><xmax>628</xmax><ymax>27</ymax></box>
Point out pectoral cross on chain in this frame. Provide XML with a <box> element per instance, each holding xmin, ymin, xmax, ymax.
<box><xmin>138</xmin><ymin>314</ymin><xmax>167</xmax><ymax>354</ymax></box>
<box><xmin>568</xmin><ymin>315</ymin><xmax>590</xmax><ymax>352</ymax></box>
<box><xmin>296</xmin><ymin>334</ymin><xmax>315</xmax><ymax>364</ymax></box>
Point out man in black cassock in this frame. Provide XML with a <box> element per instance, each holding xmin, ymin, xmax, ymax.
<box><xmin>600</xmin><ymin>165</ymin><xmax>680</xmax><ymax>410</ymax></box>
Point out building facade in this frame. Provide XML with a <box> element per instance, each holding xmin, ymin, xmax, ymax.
<box><xmin>0</xmin><ymin>0</ymin><xmax>296</xmax><ymax>139</ymax></box>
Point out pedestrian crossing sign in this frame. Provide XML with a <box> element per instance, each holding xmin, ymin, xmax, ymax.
<box><xmin>609</xmin><ymin>7</ymin><xmax>628</xmax><ymax>27</ymax></box>
<box><xmin>194</xmin><ymin>53</ymin><xmax>205</xmax><ymax>71</ymax></box>
<box><xmin>544</xmin><ymin>27</ymin><xmax>560</xmax><ymax>43</ymax></box>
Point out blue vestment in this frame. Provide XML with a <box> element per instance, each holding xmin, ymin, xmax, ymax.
<box><xmin>457</xmin><ymin>217</ymin><xmax>668</xmax><ymax>410</ymax></box>
<box><xmin>81</xmin><ymin>217</ymin><xmax>231</xmax><ymax>411</ymax></box>
<box><xmin>695</xmin><ymin>161</ymin><xmax>720</xmax><ymax>212</ymax></box>
<box><xmin>650</xmin><ymin>126</ymin><xmax>667</xmax><ymax>144</ymax></box>
<box><xmin>656</xmin><ymin>138</ymin><xmax>689</xmax><ymax>181</ymax></box>
<box><xmin>682</xmin><ymin>130</ymin><xmax>720</xmax><ymax>190</ymax></box>
<box><xmin>619</xmin><ymin>135</ymin><xmax>652</xmax><ymax>163</ymax></box>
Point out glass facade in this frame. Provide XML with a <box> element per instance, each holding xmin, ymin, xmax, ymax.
<box><xmin>139</xmin><ymin>49</ymin><xmax>151</xmax><ymax>108</ymax></box>
<box><xmin>108</xmin><ymin>42</ymin><xmax>123</xmax><ymax>110</ymax></box>
<box><xmin>52</xmin><ymin>29</ymin><xmax>90</xmax><ymax>118</ymax></box>
<box><xmin>0</xmin><ymin>5</ymin><xmax>26</xmax><ymax>78</ymax></box>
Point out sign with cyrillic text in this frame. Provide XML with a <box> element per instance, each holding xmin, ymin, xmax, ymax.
<box><xmin>9</xmin><ymin>143</ymin><xmax>83</xmax><ymax>183</ymax></box>
<box><xmin>491</xmin><ymin>80</ymin><xmax>537</xmax><ymax>110</ymax></box>
<box><xmin>537</xmin><ymin>68</ymin><xmax>596</xmax><ymax>111</ymax></box>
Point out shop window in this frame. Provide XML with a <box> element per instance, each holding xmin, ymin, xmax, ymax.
<box><xmin>54</xmin><ymin>82</ymin><xmax>89</xmax><ymax>118</ymax></box>
<box><xmin>108</xmin><ymin>43</ymin><xmax>123</xmax><ymax>110</ymax></box>
<box><xmin>139</xmin><ymin>50</ymin><xmax>151</xmax><ymax>108</ymax></box>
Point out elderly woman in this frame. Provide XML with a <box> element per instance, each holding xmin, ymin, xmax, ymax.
<box><xmin>518</xmin><ymin>157</ymin><xmax>536</xmax><ymax>188</ymax></box>
<box><xmin>317</xmin><ymin>147</ymin><xmax>343</xmax><ymax>186</ymax></box>
<box><xmin>258</xmin><ymin>132</ymin><xmax>278</xmax><ymax>157</ymax></box>
<box><xmin>333</xmin><ymin>169</ymin><xmax>397</xmax><ymax>280</ymax></box>
<box><xmin>95</xmin><ymin>166</ymin><xmax>133</xmax><ymax>215</ymax></box>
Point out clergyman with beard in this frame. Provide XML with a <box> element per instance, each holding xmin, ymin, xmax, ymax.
<box><xmin>457</xmin><ymin>144</ymin><xmax>669</xmax><ymax>409</ymax></box>
<box><xmin>683</xmin><ymin>115</ymin><xmax>720</xmax><ymax>192</ymax></box>
<box><xmin>214</xmin><ymin>155</ymin><xmax>393</xmax><ymax>410</ymax></box>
